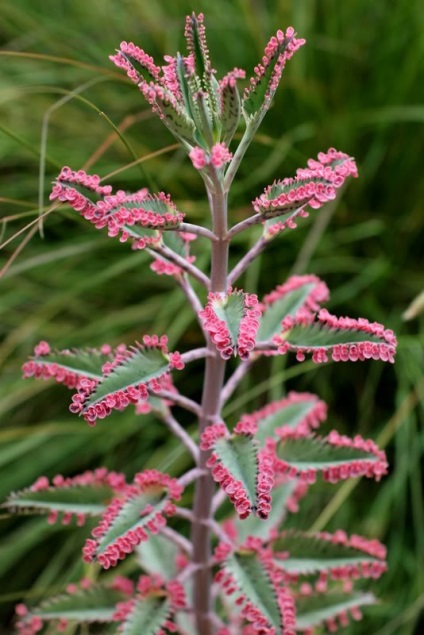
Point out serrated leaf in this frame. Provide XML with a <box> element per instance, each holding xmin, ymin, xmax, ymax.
<box><xmin>236</xmin><ymin>480</ymin><xmax>297</xmax><ymax>543</ymax></box>
<box><xmin>3</xmin><ymin>484</ymin><xmax>112</xmax><ymax>517</ymax></box>
<box><xmin>27</xmin><ymin>348</ymin><xmax>108</xmax><ymax>381</ymax></box>
<box><xmin>32</xmin><ymin>585</ymin><xmax>125</xmax><ymax>623</ymax></box>
<box><xmin>258</xmin><ymin>281</ymin><xmax>323</xmax><ymax>341</ymax></box>
<box><xmin>283</xmin><ymin>321</ymin><xmax>387</xmax><ymax>349</ymax></box>
<box><xmin>272</xmin><ymin>531</ymin><xmax>382</xmax><ymax>576</ymax></box>
<box><xmin>136</xmin><ymin>533</ymin><xmax>178</xmax><ymax>579</ymax></box>
<box><xmin>224</xmin><ymin>551</ymin><xmax>282</xmax><ymax>629</ymax></box>
<box><xmin>120</xmin><ymin>593</ymin><xmax>171</xmax><ymax>635</ymax></box>
<box><xmin>212</xmin><ymin>292</ymin><xmax>246</xmax><ymax>346</ymax></box>
<box><xmin>84</xmin><ymin>346</ymin><xmax>170</xmax><ymax>411</ymax></box>
<box><xmin>96</xmin><ymin>486</ymin><xmax>169</xmax><ymax>556</ymax></box>
<box><xmin>254</xmin><ymin>395</ymin><xmax>325</xmax><ymax>446</ymax></box>
<box><xmin>295</xmin><ymin>592</ymin><xmax>376</xmax><ymax>630</ymax></box>
<box><xmin>275</xmin><ymin>435</ymin><xmax>383</xmax><ymax>475</ymax></box>
<box><xmin>214</xmin><ymin>433</ymin><xmax>259</xmax><ymax>512</ymax></box>
<box><xmin>242</xmin><ymin>34</ymin><xmax>294</xmax><ymax>121</ymax></box>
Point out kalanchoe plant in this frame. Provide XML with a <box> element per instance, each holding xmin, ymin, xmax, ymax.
<box><xmin>5</xmin><ymin>13</ymin><xmax>397</xmax><ymax>635</ymax></box>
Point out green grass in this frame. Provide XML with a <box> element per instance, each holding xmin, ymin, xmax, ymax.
<box><xmin>0</xmin><ymin>0</ymin><xmax>423</xmax><ymax>632</ymax></box>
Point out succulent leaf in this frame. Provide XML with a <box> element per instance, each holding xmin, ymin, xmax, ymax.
<box><xmin>272</xmin><ymin>530</ymin><xmax>386</xmax><ymax>578</ymax></box>
<box><xmin>223</xmin><ymin>551</ymin><xmax>283</xmax><ymax>630</ymax></box>
<box><xmin>273</xmin><ymin>432</ymin><xmax>388</xmax><ymax>482</ymax></box>
<box><xmin>257</xmin><ymin>275</ymin><xmax>329</xmax><ymax>341</ymax></box>
<box><xmin>199</xmin><ymin>290</ymin><xmax>261</xmax><ymax>360</ymax></box>
<box><xmin>119</xmin><ymin>594</ymin><xmax>172</xmax><ymax>635</ymax></box>
<box><xmin>295</xmin><ymin>592</ymin><xmax>376</xmax><ymax>631</ymax></box>
<box><xmin>83</xmin><ymin>471</ymin><xmax>182</xmax><ymax>568</ymax></box>
<box><xmin>3</xmin><ymin>485</ymin><xmax>111</xmax><ymax>518</ymax></box>
<box><xmin>136</xmin><ymin>533</ymin><xmax>178</xmax><ymax>579</ymax></box>
<box><xmin>28</xmin><ymin>586</ymin><xmax>125</xmax><ymax>624</ymax></box>
<box><xmin>273</xmin><ymin>311</ymin><xmax>397</xmax><ymax>364</ymax></box>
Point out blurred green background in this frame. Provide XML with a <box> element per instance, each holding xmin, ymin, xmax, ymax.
<box><xmin>0</xmin><ymin>0</ymin><xmax>423</xmax><ymax>633</ymax></box>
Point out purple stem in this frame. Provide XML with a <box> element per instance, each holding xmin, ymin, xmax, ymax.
<box><xmin>160</xmin><ymin>412</ymin><xmax>200</xmax><ymax>463</ymax></box>
<box><xmin>176</xmin><ymin>221</ymin><xmax>216</xmax><ymax>241</ymax></box>
<box><xmin>227</xmin><ymin>235</ymin><xmax>268</xmax><ymax>286</ymax></box>
<box><xmin>191</xmin><ymin>181</ymin><xmax>229</xmax><ymax>635</ymax></box>
<box><xmin>153</xmin><ymin>243</ymin><xmax>210</xmax><ymax>289</ymax></box>
<box><xmin>181</xmin><ymin>347</ymin><xmax>210</xmax><ymax>364</ymax></box>
<box><xmin>149</xmin><ymin>388</ymin><xmax>201</xmax><ymax>415</ymax></box>
<box><xmin>226</xmin><ymin>211</ymin><xmax>263</xmax><ymax>240</ymax></box>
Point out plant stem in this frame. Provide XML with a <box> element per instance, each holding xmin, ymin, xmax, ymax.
<box><xmin>227</xmin><ymin>235</ymin><xmax>267</xmax><ymax>285</ymax></box>
<box><xmin>191</xmin><ymin>183</ymin><xmax>228</xmax><ymax>635</ymax></box>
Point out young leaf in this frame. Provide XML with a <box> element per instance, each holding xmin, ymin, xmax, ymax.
<box><xmin>242</xmin><ymin>27</ymin><xmax>305</xmax><ymax>125</ymax></box>
<box><xmin>272</xmin><ymin>530</ymin><xmax>386</xmax><ymax>579</ymax></box>
<box><xmin>257</xmin><ymin>275</ymin><xmax>329</xmax><ymax>341</ymax></box>
<box><xmin>295</xmin><ymin>592</ymin><xmax>376</xmax><ymax>631</ymax></box>
<box><xmin>219</xmin><ymin>68</ymin><xmax>245</xmax><ymax>145</ymax></box>
<box><xmin>253</xmin><ymin>148</ymin><xmax>358</xmax><ymax>218</ymax></box>
<box><xmin>83</xmin><ymin>470</ymin><xmax>183</xmax><ymax>569</ymax></box>
<box><xmin>199</xmin><ymin>290</ymin><xmax>261</xmax><ymax>360</ymax></box>
<box><xmin>273</xmin><ymin>432</ymin><xmax>388</xmax><ymax>482</ymax></box>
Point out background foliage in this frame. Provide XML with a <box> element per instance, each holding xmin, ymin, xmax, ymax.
<box><xmin>0</xmin><ymin>0</ymin><xmax>423</xmax><ymax>632</ymax></box>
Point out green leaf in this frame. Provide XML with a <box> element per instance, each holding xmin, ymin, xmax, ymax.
<box><xmin>220</xmin><ymin>75</ymin><xmax>242</xmax><ymax>146</ymax></box>
<box><xmin>283</xmin><ymin>321</ymin><xmax>388</xmax><ymax>349</ymax></box>
<box><xmin>136</xmin><ymin>533</ymin><xmax>178</xmax><ymax>579</ymax></box>
<box><xmin>2</xmin><ymin>484</ymin><xmax>113</xmax><ymax>517</ymax></box>
<box><xmin>84</xmin><ymin>345</ymin><xmax>170</xmax><ymax>411</ymax></box>
<box><xmin>211</xmin><ymin>291</ymin><xmax>245</xmax><ymax>347</ymax></box>
<box><xmin>213</xmin><ymin>433</ymin><xmax>259</xmax><ymax>513</ymax></box>
<box><xmin>275</xmin><ymin>435</ymin><xmax>385</xmax><ymax>478</ymax></box>
<box><xmin>242</xmin><ymin>32</ymin><xmax>295</xmax><ymax>123</ymax></box>
<box><xmin>236</xmin><ymin>480</ymin><xmax>297</xmax><ymax>542</ymax></box>
<box><xmin>27</xmin><ymin>348</ymin><xmax>109</xmax><ymax>381</ymax></box>
<box><xmin>253</xmin><ymin>394</ymin><xmax>326</xmax><ymax>446</ymax></box>
<box><xmin>272</xmin><ymin>531</ymin><xmax>383</xmax><ymax>576</ymax></box>
<box><xmin>31</xmin><ymin>585</ymin><xmax>126</xmax><ymax>623</ymax></box>
<box><xmin>120</xmin><ymin>593</ymin><xmax>172</xmax><ymax>635</ymax></box>
<box><xmin>295</xmin><ymin>592</ymin><xmax>376</xmax><ymax>630</ymax></box>
<box><xmin>258</xmin><ymin>282</ymin><xmax>322</xmax><ymax>341</ymax></box>
<box><xmin>224</xmin><ymin>551</ymin><xmax>282</xmax><ymax>629</ymax></box>
<box><xmin>96</xmin><ymin>485</ymin><xmax>169</xmax><ymax>557</ymax></box>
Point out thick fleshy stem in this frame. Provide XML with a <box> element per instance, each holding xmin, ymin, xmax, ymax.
<box><xmin>224</xmin><ymin>121</ymin><xmax>259</xmax><ymax>192</ymax></box>
<box><xmin>191</xmin><ymin>180</ymin><xmax>229</xmax><ymax>635</ymax></box>
<box><xmin>177</xmin><ymin>222</ymin><xmax>216</xmax><ymax>241</ymax></box>
<box><xmin>226</xmin><ymin>212</ymin><xmax>262</xmax><ymax>240</ymax></box>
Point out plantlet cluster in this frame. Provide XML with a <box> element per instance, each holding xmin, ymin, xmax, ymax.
<box><xmin>5</xmin><ymin>13</ymin><xmax>397</xmax><ymax>635</ymax></box>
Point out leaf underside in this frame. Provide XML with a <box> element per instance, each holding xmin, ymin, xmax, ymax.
<box><xmin>136</xmin><ymin>533</ymin><xmax>178</xmax><ymax>579</ymax></box>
